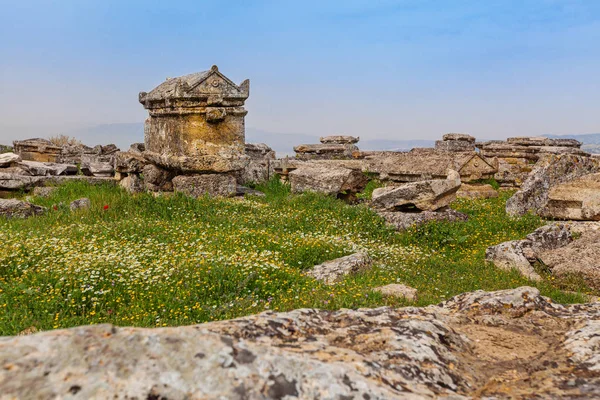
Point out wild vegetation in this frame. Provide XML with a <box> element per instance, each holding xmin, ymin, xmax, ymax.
<box><xmin>0</xmin><ymin>179</ymin><xmax>594</xmax><ymax>335</ymax></box>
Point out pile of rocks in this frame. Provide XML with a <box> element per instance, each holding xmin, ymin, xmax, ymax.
<box><xmin>294</xmin><ymin>135</ymin><xmax>359</xmax><ymax>160</ymax></box>
<box><xmin>2</xmin><ymin>286</ymin><xmax>599</xmax><ymax>399</ymax></box>
<box><xmin>477</xmin><ymin>137</ymin><xmax>589</xmax><ymax>187</ymax></box>
<box><xmin>371</xmin><ymin>169</ymin><xmax>468</xmax><ymax>230</ymax></box>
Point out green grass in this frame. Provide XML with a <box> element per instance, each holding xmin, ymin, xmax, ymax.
<box><xmin>0</xmin><ymin>180</ymin><xmax>594</xmax><ymax>335</ymax></box>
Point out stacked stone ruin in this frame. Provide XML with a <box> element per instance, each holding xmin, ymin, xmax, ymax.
<box><xmin>477</xmin><ymin>137</ymin><xmax>589</xmax><ymax>187</ymax></box>
<box><xmin>294</xmin><ymin>135</ymin><xmax>360</xmax><ymax>160</ymax></box>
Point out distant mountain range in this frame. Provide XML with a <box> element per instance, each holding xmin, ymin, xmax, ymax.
<box><xmin>2</xmin><ymin>123</ymin><xmax>599</xmax><ymax>155</ymax></box>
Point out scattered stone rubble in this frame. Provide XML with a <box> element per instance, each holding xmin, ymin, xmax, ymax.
<box><xmin>2</xmin><ymin>287</ymin><xmax>600</xmax><ymax>399</ymax></box>
<box><xmin>477</xmin><ymin>136</ymin><xmax>589</xmax><ymax>187</ymax></box>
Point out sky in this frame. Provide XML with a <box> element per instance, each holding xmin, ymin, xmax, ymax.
<box><xmin>1</xmin><ymin>0</ymin><xmax>599</xmax><ymax>146</ymax></box>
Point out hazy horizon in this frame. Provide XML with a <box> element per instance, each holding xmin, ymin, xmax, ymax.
<box><xmin>1</xmin><ymin>1</ymin><xmax>599</xmax><ymax>147</ymax></box>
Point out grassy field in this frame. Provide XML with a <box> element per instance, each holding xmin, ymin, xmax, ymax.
<box><xmin>0</xmin><ymin>179</ymin><xmax>595</xmax><ymax>335</ymax></box>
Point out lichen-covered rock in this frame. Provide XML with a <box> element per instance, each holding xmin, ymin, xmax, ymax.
<box><xmin>376</xmin><ymin>208</ymin><xmax>468</xmax><ymax>231</ymax></box>
<box><xmin>119</xmin><ymin>174</ymin><xmax>145</xmax><ymax>194</ymax></box>
<box><xmin>142</xmin><ymin>164</ymin><xmax>175</xmax><ymax>192</ymax></box>
<box><xmin>1</xmin><ymin>287</ymin><xmax>600</xmax><ymax>399</ymax></box>
<box><xmin>32</xmin><ymin>186</ymin><xmax>57</xmax><ymax>198</ymax></box>
<box><xmin>288</xmin><ymin>165</ymin><xmax>368</xmax><ymax>196</ymax></box>
<box><xmin>506</xmin><ymin>154</ymin><xmax>600</xmax><ymax>216</ymax></box>
<box><xmin>306</xmin><ymin>252</ymin><xmax>372</xmax><ymax>284</ymax></box>
<box><xmin>373</xmin><ymin>284</ymin><xmax>417</xmax><ymax>300</ymax></box>
<box><xmin>69</xmin><ymin>198</ymin><xmax>91</xmax><ymax>211</ymax></box>
<box><xmin>486</xmin><ymin>223</ymin><xmax>573</xmax><ymax>281</ymax></box>
<box><xmin>236</xmin><ymin>143</ymin><xmax>276</xmax><ymax>185</ymax></box>
<box><xmin>0</xmin><ymin>172</ymin><xmax>44</xmax><ymax>191</ymax></box>
<box><xmin>539</xmin><ymin>229</ymin><xmax>600</xmax><ymax>289</ymax></box>
<box><xmin>0</xmin><ymin>199</ymin><xmax>46</xmax><ymax>218</ymax></box>
<box><xmin>173</xmin><ymin>174</ymin><xmax>237</xmax><ymax>198</ymax></box>
<box><xmin>371</xmin><ymin>170</ymin><xmax>461</xmax><ymax>212</ymax></box>
<box><xmin>0</xmin><ymin>152</ymin><xmax>21</xmax><ymax>167</ymax></box>
<box><xmin>114</xmin><ymin>151</ymin><xmax>148</xmax><ymax>174</ymax></box>
<box><xmin>319</xmin><ymin>135</ymin><xmax>360</xmax><ymax>144</ymax></box>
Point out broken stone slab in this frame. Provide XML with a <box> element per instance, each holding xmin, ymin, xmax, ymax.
<box><xmin>293</xmin><ymin>143</ymin><xmax>359</xmax><ymax>160</ymax></box>
<box><xmin>306</xmin><ymin>252</ymin><xmax>372</xmax><ymax>284</ymax></box>
<box><xmin>434</xmin><ymin>140</ymin><xmax>475</xmax><ymax>152</ymax></box>
<box><xmin>18</xmin><ymin>160</ymin><xmax>77</xmax><ymax>176</ymax></box>
<box><xmin>80</xmin><ymin>161</ymin><xmax>114</xmax><ymax>178</ymax></box>
<box><xmin>2</xmin><ymin>287</ymin><xmax>600</xmax><ymax>399</ymax></box>
<box><xmin>373</xmin><ymin>284</ymin><xmax>417</xmax><ymax>301</ymax></box>
<box><xmin>485</xmin><ymin>224</ymin><xmax>573</xmax><ymax>281</ymax></box>
<box><xmin>377</xmin><ymin>208</ymin><xmax>468</xmax><ymax>231</ymax></box>
<box><xmin>129</xmin><ymin>143</ymin><xmax>145</xmax><ymax>154</ymax></box>
<box><xmin>371</xmin><ymin>170</ymin><xmax>461</xmax><ymax>212</ymax></box>
<box><xmin>0</xmin><ymin>199</ymin><xmax>46</xmax><ymax>218</ymax></box>
<box><xmin>172</xmin><ymin>174</ymin><xmax>237</xmax><ymax>198</ymax></box>
<box><xmin>114</xmin><ymin>151</ymin><xmax>148</xmax><ymax>174</ymax></box>
<box><xmin>507</xmin><ymin>137</ymin><xmax>582</xmax><ymax>148</ymax></box>
<box><xmin>236</xmin><ymin>185</ymin><xmax>265</xmax><ymax>197</ymax></box>
<box><xmin>70</xmin><ymin>198</ymin><xmax>91</xmax><ymax>211</ymax></box>
<box><xmin>506</xmin><ymin>154</ymin><xmax>600</xmax><ymax>217</ymax></box>
<box><xmin>288</xmin><ymin>165</ymin><xmax>369</xmax><ymax>196</ymax></box>
<box><xmin>236</xmin><ymin>143</ymin><xmax>276</xmax><ymax>185</ymax></box>
<box><xmin>319</xmin><ymin>135</ymin><xmax>360</xmax><ymax>144</ymax></box>
<box><xmin>456</xmin><ymin>183</ymin><xmax>499</xmax><ymax>200</ymax></box>
<box><xmin>0</xmin><ymin>172</ymin><xmax>45</xmax><ymax>191</ymax></box>
<box><xmin>541</xmin><ymin>172</ymin><xmax>600</xmax><ymax>221</ymax></box>
<box><xmin>0</xmin><ymin>153</ymin><xmax>21</xmax><ymax>167</ymax></box>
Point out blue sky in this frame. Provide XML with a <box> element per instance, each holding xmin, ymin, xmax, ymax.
<box><xmin>1</xmin><ymin>0</ymin><xmax>599</xmax><ymax>145</ymax></box>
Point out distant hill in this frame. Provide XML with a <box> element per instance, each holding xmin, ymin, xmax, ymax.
<box><xmin>65</xmin><ymin>123</ymin><xmax>144</xmax><ymax>149</ymax></box>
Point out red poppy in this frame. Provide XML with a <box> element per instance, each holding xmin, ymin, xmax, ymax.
<box><xmin>52</xmin><ymin>205</ymin><xmax>58</xmax><ymax>211</ymax></box>
<box><xmin>103</xmin><ymin>205</ymin><xmax>109</xmax><ymax>210</ymax></box>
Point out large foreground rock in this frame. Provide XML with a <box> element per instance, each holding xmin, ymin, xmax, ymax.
<box><xmin>173</xmin><ymin>174</ymin><xmax>237</xmax><ymax>198</ymax></box>
<box><xmin>2</xmin><ymin>287</ymin><xmax>600</xmax><ymax>398</ymax></box>
<box><xmin>371</xmin><ymin>170</ymin><xmax>462</xmax><ymax>212</ymax></box>
<box><xmin>289</xmin><ymin>165</ymin><xmax>368</xmax><ymax>196</ymax></box>
<box><xmin>0</xmin><ymin>199</ymin><xmax>46</xmax><ymax>218</ymax></box>
<box><xmin>18</xmin><ymin>160</ymin><xmax>77</xmax><ymax>176</ymax></box>
<box><xmin>506</xmin><ymin>154</ymin><xmax>600</xmax><ymax>216</ymax></box>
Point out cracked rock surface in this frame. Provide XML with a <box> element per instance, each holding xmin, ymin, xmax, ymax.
<box><xmin>1</xmin><ymin>286</ymin><xmax>599</xmax><ymax>399</ymax></box>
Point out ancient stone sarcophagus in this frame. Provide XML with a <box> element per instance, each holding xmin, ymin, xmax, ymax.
<box><xmin>139</xmin><ymin>65</ymin><xmax>249</xmax><ymax>173</ymax></box>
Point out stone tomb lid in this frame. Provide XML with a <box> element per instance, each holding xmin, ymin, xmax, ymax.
<box><xmin>139</xmin><ymin>65</ymin><xmax>249</xmax><ymax>105</ymax></box>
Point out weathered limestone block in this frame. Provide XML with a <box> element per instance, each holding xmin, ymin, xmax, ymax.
<box><xmin>294</xmin><ymin>143</ymin><xmax>359</xmax><ymax>160</ymax></box>
<box><xmin>435</xmin><ymin>140</ymin><xmax>475</xmax><ymax>152</ymax></box>
<box><xmin>371</xmin><ymin>170</ymin><xmax>461</xmax><ymax>212</ymax></box>
<box><xmin>13</xmin><ymin>138</ymin><xmax>61</xmax><ymax>162</ymax></box>
<box><xmin>0</xmin><ymin>153</ymin><xmax>21</xmax><ymax>167</ymax></box>
<box><xmin>139</xmin><ymin>65</ymin><xmax>250</xmax><ymax>173</ymax></box>
<box><xmin>373</xmin><ymin>284</ymin><xmax>418</xmax><ymax>301</ymax></box>
<box><xmin>18</xmin><ymin>161</ymin><xmax>77</xmax><ymax>176</ymax></box>
<box><xmin>236</xmin><ymin>143</ymin><xmax>276</xmax><ymax>185</ymax></box>
<box><xmin>306</xmin><ymin>253</ymin><xmax>372</xmax><ymax>284</ymax></box>
<box><xmin>129</xmin><ymin>143</ymin><xmax>145</xmax><ymax>154</ymax></box>
<box><xmin>319</xmin><ymin>135</ymin><xmax>360</xmax><ymax>144</ymax></box>
<box><xmin>142</xmin><ymin>164</ymin><xmax>175</xmax><ymax>192</ymax></box>
<box><xmin>507</xmin><ymin>137</ymin><xmax>582</xmax><ymax>148</ymax></box>
<box><xmin>443</xmin><ymin>133</ymin><xmax>476</xmax><ymax>142</ymax></box>
<box><xmin>541</xmin><ymin>173</ymin><xmax>600</xmax><ymax>220</ymax></box>
<box><xmin>376</xmin><ymin>208</ymin><xmax>468</xmax><ymax>230</ymax></box>
<box><xmin>288</xmin><ymin>165</ymin><xmax>368</xmax><ymax>196</ymax></box>
<box><xmin>119</xmin><ymin>174</ymin><xmax>145</xmax><ymax>194</ymax></box>
<box><xmin>0</xmin><ymin>199</ymin><xmax>46</xmax><ymax>218</ymax></box>
<box><xmin>0</xmin><ymin>172</ymin><xmax>44</xmax><ymax>191</ymax></box>
<box><xmin>506</xmin><ymin>154</ymin><xmax>600</xmax><ymax>216</ymax></box>
<box><xmin>172</xmin><ymin>174</ymin><xmax>237</xmax><ymax>198</ymax></box>
<box><xmin>115</xmin><ymin>151</ymin><xmax>148</xmax><ymax>174</ymax></box>
<box><xmin>456</xmin><ymin>183</ymin><xmax>499</xmax><ymax>199</ymax></box>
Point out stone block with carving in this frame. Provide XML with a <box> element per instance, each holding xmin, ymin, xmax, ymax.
<box><xmin>139</xmin><ymin>65</ymin><xmax>250</xmax><ymax>173</ymax></box>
